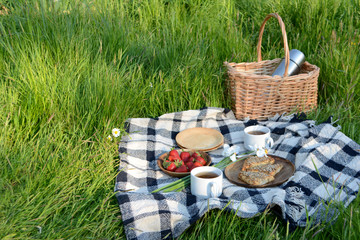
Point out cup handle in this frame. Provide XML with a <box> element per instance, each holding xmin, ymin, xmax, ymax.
<box><xmin>209</xmin><ymin>182</ymin><xmax>219</xmax><ymax>198</ymax></box>
<box><xmin>266</xmin><ymin>137</ymin><xmax>274</xmax><ymax>148</ymax></box>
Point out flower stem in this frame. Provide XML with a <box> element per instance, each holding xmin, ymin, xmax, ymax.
<box><xmin>152</xmin><ymin>176</ymin><xmax>190</xmax><ymax>193</ymax></box>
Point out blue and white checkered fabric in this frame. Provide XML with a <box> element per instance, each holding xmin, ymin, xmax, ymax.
<box><xmin>115</xmin><ymin>107</ymin><xmax>360</xmax><ymax>240</ymax></box>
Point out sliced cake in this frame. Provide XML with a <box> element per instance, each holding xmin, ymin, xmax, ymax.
<box><xmin>241</xmin><ymin>155</ymin><xmax>275</xmax><ymax>171</ymax></box>
<box><xmin>238</xmin><ymin>171</ymin><xmax>275</xmax><ymax>186</ymax></box>
<box><xmin>246</xmin><ymin>163</ymin><xmax>283</xmax><ymax>176</ymax></box>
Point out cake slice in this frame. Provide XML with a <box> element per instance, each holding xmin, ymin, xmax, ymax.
<box><xmin>242</xmin><ymin>156</ymin><xmax>275</xmax><ymax>171</ymax></box>
<box><xmin>238</xmin><ymin>171</ymin><xmax>274</xmax><ymax>186</ymax></box>
<box><xmin>247</xmin><ymin>163</ymin><xmax>283</xmax><ymax>176</ymax></box>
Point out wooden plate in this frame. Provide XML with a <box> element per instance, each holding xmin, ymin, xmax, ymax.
<box><xmin>177</xmin><ymin>140</ymin><xmax>224</xmax><ymax>152</ymax></box>
<box><xmin>157</xmin><ymin>149</ymin><xmax>211</xmax><ymax>178</ymax></box>
<box><xmin>176</xmin><ymin>128</ymin><xmax>224</xmax><ymax>151</ymax></box>
<box><xmin>224</xmin><ymin>155</ymin><xmax>295</xmax><ymax>188</ymax></box>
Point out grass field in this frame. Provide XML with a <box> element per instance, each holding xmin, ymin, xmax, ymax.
<box><xmin>0</xmin><ymin>0</ymin><xmax>359</xmax><ymax>239</ymax></box>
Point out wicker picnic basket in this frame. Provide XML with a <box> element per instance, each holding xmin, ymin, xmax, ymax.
<box><xmin>224</xmin><ymin>13</ymin><xmax>320</xmax><ymax>120</ymax></box>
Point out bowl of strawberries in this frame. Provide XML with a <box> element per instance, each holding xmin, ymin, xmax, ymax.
<box><xmin>157</xmin><ymin>149</ymin><xmax>212</xmax><ymax>178</ymax></box>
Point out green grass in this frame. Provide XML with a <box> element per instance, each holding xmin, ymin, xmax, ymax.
<box><xmin>0</xmin><ymin>0</ymin><xmax>359</xmax><ymax>239</ymax></box>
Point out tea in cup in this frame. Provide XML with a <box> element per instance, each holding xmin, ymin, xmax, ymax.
<box><xmin>191</xmin><ymin>166</ymin><xmax>223</xmax><ymax>198</ymax></box>
<box><xmin>244</xmin><ymin>125</ymin><xmax>274</xmax><ymax>151</ymax></box>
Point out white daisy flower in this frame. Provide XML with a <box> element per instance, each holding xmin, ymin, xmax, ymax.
<box><xmin>248</xmin><ymin>144</ymin><xmax>268</xmax><ymax>157</ymax></box>
<box><xmin>107</xmin><ymin>135</ymin><xmax>113</xmax><ymax>141</ymax></box>
<box><xmin>256</xmin><ymin>147</ymin><xmax>268</xmax><ymax>157</ymax></box>
<box><xmin>112</xmin><ymin>128</ymin><xmax>120</xmax><ymax>138</ymax></box>
<box><xmin>247</xmin><ymin>144</ymin><xmax>260</xmax><ymax>152</ymax></box>
<box><xmin>222</xmin><ymin>144</ymin><xmax>241</xmax><ymax>162</ymax></box>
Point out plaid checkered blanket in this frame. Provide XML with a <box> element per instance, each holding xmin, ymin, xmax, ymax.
<box><xmin>115</xmin><ymin>107</ymin><xmax>360</xmax><ymax>240</ymax></box>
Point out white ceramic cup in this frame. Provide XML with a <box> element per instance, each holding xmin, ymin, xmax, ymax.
<box><xmin>244</xmin><ymin>125</ymin><xmax>274</xmax><ymax>151</ymax></box>
<box><xmin>191</xmin><ymin>166</ymin><xmax>223</xmax><ymax>198</ymax></box>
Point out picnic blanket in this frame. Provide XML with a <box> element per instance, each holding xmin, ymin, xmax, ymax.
<box><xmin>115</xmin><ymin>107</ymin><xmax>360</xmax><ymax>240</ymax></box>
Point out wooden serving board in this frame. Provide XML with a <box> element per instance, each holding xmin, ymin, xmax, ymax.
<box><xmin>224</xmin><ymin>155</ymin><xmax>295</xmax><ymax>188</ymax></box>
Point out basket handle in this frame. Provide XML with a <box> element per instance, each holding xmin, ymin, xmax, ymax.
<box><xmin>257</xmin><ymin>13</ymin><xmax>290</xmax><ymax>77</ymax></box>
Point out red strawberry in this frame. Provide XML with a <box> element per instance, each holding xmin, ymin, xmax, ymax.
<box><xmin>180</xmin><ymin>151</ymin><xmax>191</xmax><ymax>162</ymax></box>
<box><xmin>175</xmin><ymin>159</ymin><xmax>184</xmax><ymax>167</ymax></box>
<box><xmin>192</xmin><ymin>161</ymin><xmax>203</xmax><ymax>169</ymax></box>
<box><xmin>195</xmin><ymin>156</ymin><xmax>207</xmax><ymax>166</ymax></box>
<box><xmin>195</xmin><ymin>160</ymin><xmax>203</xmax><ymax>166</ymax></box>
<box><xmin>175</xmin><ymin>165</ymin><xmax>187</xmax><ymax>172</ymax></box>
<box><xmin>169</xmin><ymin>149</ymin><xmax>180</xmax><ymax>159</ymax></box>
<box><xmin>168</xmin><ymin>155</ymin><xmax>180</xmax><ymax>162</ymax></box>
<box><xmin>185</xmin><ymin>161</ymin><xmax>194</xmax><ymax>170</ymax></box>
<box><xmin>166</xmin><ymin>162</ymin><xmax>177</xmax><ymax>172</ymax></box>
<box><xmin>162</xmin><ymin>159</ymin><xmax>171</xmax><ymax>169</ymax></box>
<box><xmin>192</xmin><ymin>152</ymin><xmax>201</xmax><ymax>158</ymax></box>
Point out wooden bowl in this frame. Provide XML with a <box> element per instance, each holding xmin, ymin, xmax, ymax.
<box><xmin>157</xmin><ymin>149</ymin><xmax>212</xmax><ymax>178</ymax></box>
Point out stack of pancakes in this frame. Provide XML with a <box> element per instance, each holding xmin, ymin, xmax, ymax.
<box><xmin>238</xmin><ymin>156</ymin><xmax>283</xmax><ymax>186</ymax></box>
